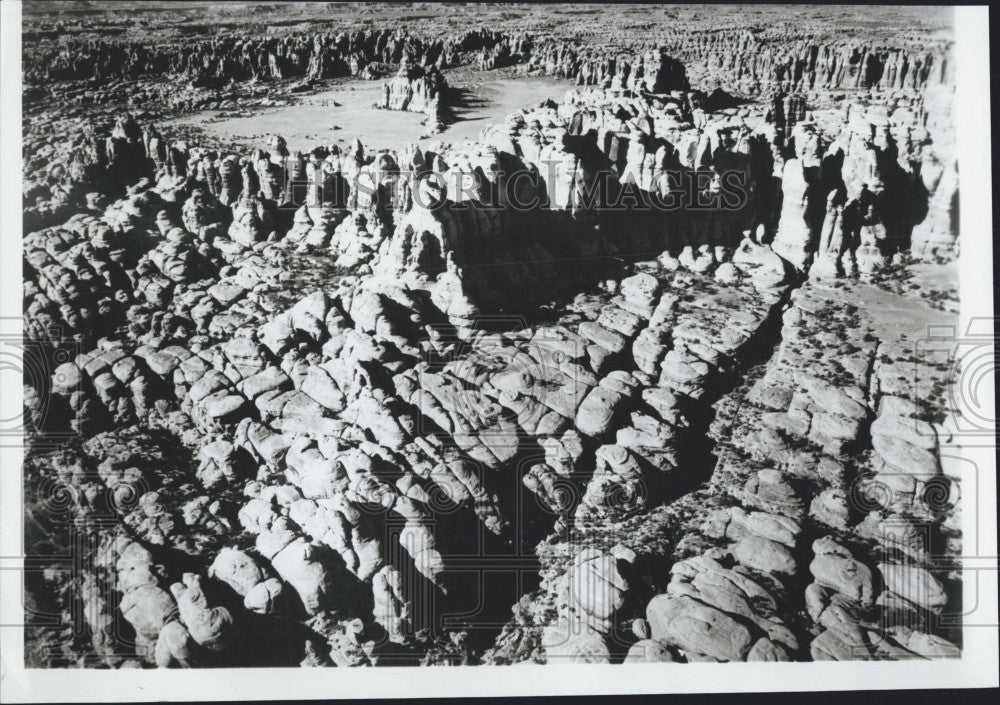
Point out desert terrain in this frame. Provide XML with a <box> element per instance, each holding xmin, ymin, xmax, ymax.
<box><xmin>20</xmin><ymin>2</ymin><xmax>962</xmax><ymax>668</ymax></box>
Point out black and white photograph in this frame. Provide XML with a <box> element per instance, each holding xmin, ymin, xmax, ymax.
<box><xmin>0</xmin><ymin>2</ymin><xmax>996</xmax><ymax>701</ymax></box>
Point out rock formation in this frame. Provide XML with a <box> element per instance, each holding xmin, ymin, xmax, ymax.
<box><xmin>20</xmin><ymin>5</ymin><xmax>961</xmax><ymax>671</ymax></box>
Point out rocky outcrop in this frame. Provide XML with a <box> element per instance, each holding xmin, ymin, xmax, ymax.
<box><xmin>375</xmin><ymin>60</ymin><xmax>448</xmax><ymax>127</ymax></box>
<box><xmin>26</xmin><ymin>29</ymin><xmax>504</xmax><ymax>85</ymax></box>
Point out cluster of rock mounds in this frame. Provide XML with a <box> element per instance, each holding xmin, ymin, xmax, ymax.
<box><xmin>486</xmin><ymin>252</ymin><xmax>793</xmax><ymax>664</ymax></box>
<box><xmin>701</xmin><ymin>283</ymin><xmax>958</xmax><ymax>661</ymax></box>
<box><xmin>24</xmin><ymin>105</ymin><xmax>800</xmax><ymax>668</ymax></box>
<box><xmin>29</xmin><ymin>222</ymin><xmax>795</xmax><ymax>669</ymax></box>
<box><xmin>663</xmin><ymin>31</ymin><xmax>953</xmax><ymax>95</ymax></box>
<box><xmin>495</xmin><ymin>281</ymin><xmax>958</xmax><ymax>665</ymax></box>
<box><xmin>23</xmin><ymin>98</ymin><xmax>954</xmax><ymax>427</ymax></box>
<box><xmin>27</xmin><ymin>76</ymin><xmax>955</xmax><ymax>311</ymax></box>
<box><xmin>523</xmin><ymin>44</ymin><xmax>690</xmax><ymax>95</ymax></box>
<box><xmin>26</xmin><ymin>28</ymin><xmax>508</xmax><ymax>85</ymax></box>
<box><xmin>22</xmin><ymin>31</ymin><xmax>959</xmax><ymax>668</ymax></box>
<box><xmin>469</xmin><ymin>30</ymin><xmax>951</xmax><ymax>99</ymax></box>
<box><xmin>28</xmin><ymin>24</ymin><xmax>953</xmax><ymax>107</ymax></box>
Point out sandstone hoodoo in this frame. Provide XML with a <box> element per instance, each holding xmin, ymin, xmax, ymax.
<box><xmin>19</xmin><ymin>3</ymin><xmax>963</xmax><ymax>672</ymax></box>
<box><xmin>374</xmin><ymin>58</ymin><xmax>449</xmax><ymax>132</ymax></box>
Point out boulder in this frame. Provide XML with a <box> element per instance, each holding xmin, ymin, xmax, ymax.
<box><xmin>646</xmin><ymin>593</ymin><xmax>754</xmax><ymax>662</ymax></box>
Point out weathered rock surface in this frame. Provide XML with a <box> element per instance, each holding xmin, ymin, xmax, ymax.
<box><xmin>21</xmin><ymin>5</ymin><xmax>960</xmax><ymax>671</ymax></box>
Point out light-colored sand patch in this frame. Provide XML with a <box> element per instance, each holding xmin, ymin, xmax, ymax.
<box><xmin>166</xmin><ymin>75</ymin><xmax>575</xmax><ymax>154</ymax></box>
